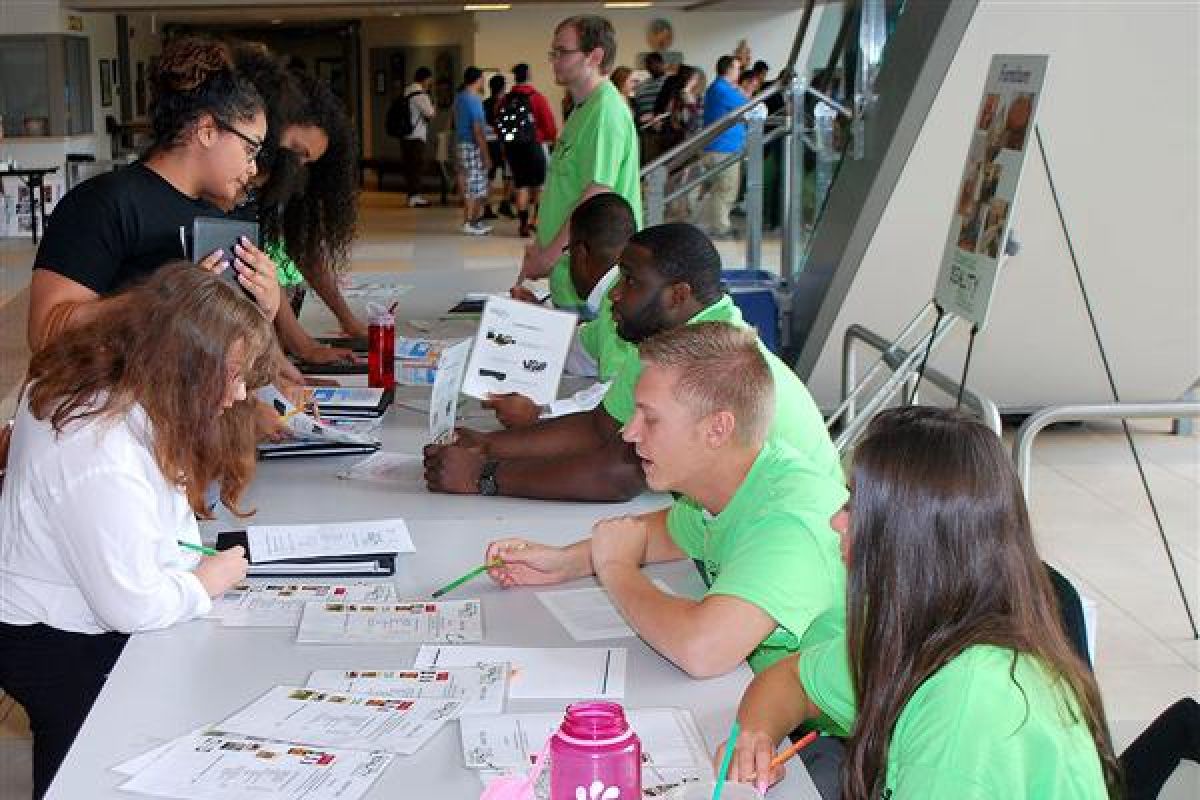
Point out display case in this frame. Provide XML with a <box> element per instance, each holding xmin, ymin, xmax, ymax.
<box><xmin>0</xmin><ymin>35</ymin><xmax>93</xmax><ymax>137</ymax></box>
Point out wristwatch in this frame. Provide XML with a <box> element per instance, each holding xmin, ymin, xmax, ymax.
<box><xmin>477</xmin><ymin>460</ymin><xmax>500</xmax><ymax>496</ymax></box>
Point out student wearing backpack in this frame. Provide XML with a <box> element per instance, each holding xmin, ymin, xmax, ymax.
<box><xmin>387</xmin><ymin>67</ymin><xmax>435</xmax><ymax>208</ymax></box>
<box><xmin>499</xmin><ymin>63</ymin><xmax>557</xmax><ymax>238</ymax></box>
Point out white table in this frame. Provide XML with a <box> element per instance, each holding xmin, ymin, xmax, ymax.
<box><xmin>45</xmin><ymin>267</ymin><xmax>821</xmax><ymax>799</ymax></box>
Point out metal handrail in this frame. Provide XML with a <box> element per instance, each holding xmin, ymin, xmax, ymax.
<box><xmin>841</xmin><ymin>323</ymin><xmax>1002</xmax><ymax>436</ymax></box>
<box><xmin>639</xmin><ymin>82</ymin><xmax>785</xmax><ymax>177</ymax></box>
<box><xmin>1012</xmin><ymin>403</ymin><xmax>1200</xmax><ymax>500</ymax></box>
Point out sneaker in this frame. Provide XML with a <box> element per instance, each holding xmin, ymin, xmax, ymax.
<box><xmin>498</xmin><ymin>200</ymin><xmax>516</xmax><ymax>218</ymax></box>
<box><xmin>481</xmin><ymin>206</ymin><xmax>498</xmax><ymax>220</ymax></box>
<box><xmin>462</xmin><ymin>221</ymin><xmax>492</xmax><ymax>236</ymax></box>
<box><xmin>408</xmin><ymin>195</ymin><xmax>430</xmax><ymax>207</ymax></box>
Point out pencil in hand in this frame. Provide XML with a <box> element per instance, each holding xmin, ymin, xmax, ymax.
<box><xmin>431</xmin><ymin>559</ymin><xmax>503</xmax><ymax>599</ymax></box>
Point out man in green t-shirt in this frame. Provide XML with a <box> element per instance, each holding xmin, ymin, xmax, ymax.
<box><xmin>483</xmin><ymin>323</ymin><xmax>847</xmax><ymax>678</ymax></box>
<box><xmin>424</xmin><ymin>222</ymin><xmax>842</xmax><ymax>503</ymax></box>
<box><xmin>516</xmin><ymin>14</ymin><xmax>643</xmax><ymax>311</ymax></box>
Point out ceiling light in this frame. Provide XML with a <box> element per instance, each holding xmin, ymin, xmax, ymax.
<box><xmin>464</xmin><ymin>3</ymin><xmax>511</xmax><ymax>10</ymax></box>
<box><xmin>604</xmin><ymin>2</ymin><xmax>653</xmax><ymax>7</ymax></box>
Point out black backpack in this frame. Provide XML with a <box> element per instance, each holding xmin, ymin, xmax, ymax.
<box><xmin>496</xmin><ymin>91</ymin><xmax>537</xmax><ymax>144</ymax></box>
<box><xmin>386</xmin><ymin>90</ymin><xmax>424</xmax><ymax>139</ymax></box>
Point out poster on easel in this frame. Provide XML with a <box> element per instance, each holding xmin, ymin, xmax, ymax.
<box><xmin>933</xmin><ymin>55</ymin><xmax>1048</xmax><ymax>330</ymax></box>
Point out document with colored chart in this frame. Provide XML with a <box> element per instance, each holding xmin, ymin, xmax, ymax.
<box><xmin>306</xmin><ymin>664</ymin><xmax>508</xmax><ymax>716</ymax></box>
<box><xmin>207</xmin><ymin>582</ymin><xmax>397</xmax><ymax>628</ymax></box>
<box><xmin>295</xmin><ymin>599</ymin><xmax>483</xmax><ymax>644</ymax></box>
<box><xmin>413</xmin><ymin>645</ymin><xmax>626</xmax><ymax>699</ymax></box>
<box><xmin>115</xmin><ymin>729</ymin><xmax>392</xmax><ymax>800</ymax></box>
<box><xmin>216</xmin><ymin>686</ymin><xmax>463</xmax><ymax>755</ymax></box>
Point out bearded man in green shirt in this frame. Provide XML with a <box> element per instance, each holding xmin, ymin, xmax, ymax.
<box><xmin>424</xmin><ymin>222</ymin><xmax>841</xmax><ymax>502</ymax></box>
<box><xmin>483</xmin><ymin>323</ymin><xmax>848</xmax><ymax>679</ymax></box>
<box><xmin>516</xmin><ymin>14</ymin><xmax>643</xmax><ymax>311</ymax></box>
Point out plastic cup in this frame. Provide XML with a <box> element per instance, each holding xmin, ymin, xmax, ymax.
<box><xmin>664</xmin><ymin>781</ymin><xmax>763</xmax><ymax>800</ymax></box>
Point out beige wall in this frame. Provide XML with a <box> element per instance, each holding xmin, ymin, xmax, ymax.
<box><xmin>807</xmin><ymin>0</ymin><xmax>1200</xmax><ymax>408</ymax></box>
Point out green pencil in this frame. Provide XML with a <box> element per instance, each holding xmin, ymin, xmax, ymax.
<box><xmin>432</xmin><ymin>560</ymin><xmax>502</xmax><ymax>599</ymax></box>
<box><xmin>177</xmin><ymin>540</ymin><xmax>218</xmax><ymax>557</ymax></box>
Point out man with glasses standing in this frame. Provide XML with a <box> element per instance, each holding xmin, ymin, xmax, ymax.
<box><xmin>515</xmin><ymin>15</ymin><xmax>642</xmax><ymax>312</ymax></box>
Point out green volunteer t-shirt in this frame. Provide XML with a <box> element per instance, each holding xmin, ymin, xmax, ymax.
<box><xmin>541</xmin><ymin>80</ymin><xmax>643</xmax><ymax>310</ymax></box>
<box><xmin>799</xmin><ymin>636</ymin><xmax>1110</xmax><ymax>799</ymax></box>
<box><xmin>667</xmin><ymin>439</ymin><xmax>848</xmax><ymax>672</ymax></box>
<box><xmin>266</xmin><ymin>239</ymin><xmax>304</xmax><ymax>288</ymax></box>
<box><xmin>576</xmin><ymin>292</ymin><xmax>635</xmax><ymax>381</ymax></box>
<box><xmin>603</xmin><ymin>296</ymin><xmax>844</xmax><ymax>487</ymax></box>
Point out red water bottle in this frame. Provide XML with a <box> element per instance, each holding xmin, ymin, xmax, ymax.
<box><xmin>367</xmin><ymin>304</ymin><xmax>395</xmax><ymax>389</ymax></box>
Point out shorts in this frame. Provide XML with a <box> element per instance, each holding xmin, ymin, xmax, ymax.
<box><xmin>487</xmin><ymin>141</ymin><xmax>506</xmax><ymax>181</ymax></box>
<box><xmin>456</xmin><ymin>142</ymin><xmax>488</xmax><ymax>199</ymax></box>
<box><xmin>504</xmin><ymin>142</ymin><xmax>547</xmax><ymax>189</ymax></box>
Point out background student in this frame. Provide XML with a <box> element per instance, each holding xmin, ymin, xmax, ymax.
<box><xmin>0</xmin><ymin>266</ymin><xmax>267</xmax><ymax>798</ymax></box>
<box><xmin>720</xmin><ymin>407</ymin><xmax>1120</xmax><ymax>800</ymax></box>
<box><xmin>231</xmin><ymin>44</ymin><xmax>365</xmax><ymax>369</ymax></box>
<box><xmin>27</xmin><ymin>36</ymin><xmax>280</xmax><ymax>350</ymax></box>
<box><xmin>485</xmin><ymin>323</ymin><xmax>847</xmax><ymax>679</ymax></box>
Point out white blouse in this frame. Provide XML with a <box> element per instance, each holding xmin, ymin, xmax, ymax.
<box><xmin>0</xmin><ymin>393</ymin><xmax>212</xmax><ymax>634</ymax></box>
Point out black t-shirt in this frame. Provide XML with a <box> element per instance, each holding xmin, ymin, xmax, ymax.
<box><xmin>34</xmin><ymin>162</ymin><xmax>224</xmax><ymax>295</ymax></box>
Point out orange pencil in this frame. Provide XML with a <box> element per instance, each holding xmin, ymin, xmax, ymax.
<box><xmin>769</xmin><ymin>730</ymin><xmax>819</xmax><ymax>770</ymax></box>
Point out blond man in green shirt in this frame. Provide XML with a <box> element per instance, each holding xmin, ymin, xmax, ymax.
<box><xmin>484</xmin><ymin>323</ymin><xmax>847</xmax><ymax>679</ymax></box>
<box><xmin>516</xmin><ymin>15</ymin><xmax>642</xmax><ymax>311</ymax></box>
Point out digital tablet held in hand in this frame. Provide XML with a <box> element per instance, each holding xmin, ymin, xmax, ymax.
<box><xmin>191</xmin><ymin>217</ymin><xmax>260</xmax><ymax>290</ymax></box>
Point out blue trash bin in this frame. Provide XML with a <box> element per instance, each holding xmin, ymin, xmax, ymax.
<box><xmin>722</xmin><ymin>269</ymin><xmax>783</xmax><ymax>353</ymax></box>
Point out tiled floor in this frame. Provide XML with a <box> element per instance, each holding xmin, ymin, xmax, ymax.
<box><xmin>0</xmin><ymin>195</ymin><xmax>1195</xmax><ymax>798</ymax></box>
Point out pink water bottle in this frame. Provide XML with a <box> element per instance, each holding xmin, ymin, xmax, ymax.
<box><xmin>550</xmin><ymin>702</ymin><xmax>641</xmax><ymax>800</ymax></box>
<box><xmin>367</xmin><ymin>304</ymin><xmax>395</xmax><ymax>389</ymax></box>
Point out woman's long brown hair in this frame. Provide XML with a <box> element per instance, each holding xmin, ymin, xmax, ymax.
<box><xmin>25</xmin><ymin>264</ymin><xmax>275</xmax><ymax>518</ymax></box>
<box><xmin>842</xmin><ymin>407</ymin><xmax>1121</xmax><ymax>799</ymax></box>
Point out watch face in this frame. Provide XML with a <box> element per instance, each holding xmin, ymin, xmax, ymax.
<box><xmin>478</xmin><ymin>474</ymin><xmax>498</xmax><ymax>496</ymax></box>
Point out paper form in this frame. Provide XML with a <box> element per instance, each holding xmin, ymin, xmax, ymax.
<box><xmin>116</xmin><ymin>730</ymin><xmax>392</xmax><ymax>800</ymax></box>
<box><xmin>207</xmin><ymin>582</ymin><xmax>397</xmax><ymax>628</ymax></box>
<box><xmin>413</xmin><ymin>646</ymin><xmax>627</xmax><ymax>700</ymax></box>
<box><xmin>460</xmin><ymin>296</ymin><xmax>578</xmax><ymax>406</ymax></box>
<box><xmin>460</xmin><ymin>708</ymin><xmax>712</xmax><ymax>796</ymax></box>
<box><xmin>296</xmin><ymin>599</ymin><xmax>483</xmax><ymax>644</ymax></box>
<box><xmin>246</xmin><ymin>519</ymin><xmax>415</xmax><ymax>562</ymax></box>
<box><xmin>337</xmin><ymin>452</ymin><xmax>425</xmax><ymax>487</ymax></box>
<box><xmin>535</xmin><ymin>580</ymin><xmax>674</xmax><ymax>641</ymax></box>
<box><xmin>429</xmin><ymin>339</ymin><xmax>471</xmax><ymax>443</ymax></box>
<box><xmin>216</xmin><ymin>686</ymin><xmax>462</xmax><ymax>755</ymax></box>
<box><xmin>306</xmin><ymin>664</ymin><xmax>508</xmax><ymax>716</ymax></box>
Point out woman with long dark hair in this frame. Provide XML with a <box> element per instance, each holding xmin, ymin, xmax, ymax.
<box><xmin>27</xmin><ymin>36</ymin><xmax>280</xmax><ymax>350</ymax></box>
<box><xmin>721</xmin><ymin>407</ymin><xmax>1120</xmax><ymax>799</ymax></box>
<box><xmin>1</xmin><ymin>266</ymin><xmax>270</xmax><ymax>797</ymax></box>
<box><xmin>231</xmin><ymin>44</ymin><xmax>365</xmax><ymax>367</ymax></box>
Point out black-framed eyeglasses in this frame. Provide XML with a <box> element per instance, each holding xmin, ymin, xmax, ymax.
<box><xmin>547</xmin><ymin>48</ymin><xmax>584</xmax><ymax>62</ymax></box>
<box><xmin>216</xmin><ymin>120</ymin><xmax>264</xmax><ymax>163</ymax></box>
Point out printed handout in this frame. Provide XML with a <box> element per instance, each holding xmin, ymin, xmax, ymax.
<box><xmin>429</xmin><ymin>339</ymin><xmax>471</xmax><ymax>443</ymax></box>
<box><xmin>536</xmin><ymin>580</ymin><xmax>674</xmax><ymax>641</ymax></box>
<box><xmin>306</xmin><ymin>664</ymin><xmax>508</xmax><ymax>716</ymax></box>
<box><xmin>216</xmin><ymin>686</ymin><xmax>463</xmax><ymax>755</ymax></box>
<box><xmin>246</xmin><ymin>519</ymin><xmax>415</xmax><ymax>563</ymax></box>
<box><xmin>460</xmin><ymin>296</ymin><xmax>577</xmax><ymax>406</ymax></box>
<box><xmin>116</xmin><ymin>730</ymin><xmax>392</xmax><ymax>800</ymax></box>
<box><xmin>207</xmin><ymin>582</ymin><xmax>397</xmax><ymax>628</ymax></box>
<box><xmin>296</xmin><ymin>599</ymin><xmax>483</xmax><ymax>644</ymax></box>
<box><xmin>413</xmin><ymin>645</ymin><xmax>626</xmax><ymax>699</ymax></box>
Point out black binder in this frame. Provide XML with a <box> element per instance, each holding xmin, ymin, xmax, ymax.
<box><xmin>316</xmin><ymin>335</ymin><xmax>370</xmax><ymax>353</ymax></box>
<box><xmin>215</xmin><ymin>531</ymin><xmax>396</xmax><ymax>577</ymax></box>
<box><xmin>256</xmin><ymin>440</ymin><xmax>381</xmax><ymax>460</ymax></box>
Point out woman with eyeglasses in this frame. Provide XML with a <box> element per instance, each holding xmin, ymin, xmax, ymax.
<box><xmin>718</xmin><ymin>407</ymin><xmax>1121</xmax><ymax>799</ymax></box>
<box><xmin>26</xmin><ymin>36</ymin><xmax>280</xmax><ymax>351</ymax></box>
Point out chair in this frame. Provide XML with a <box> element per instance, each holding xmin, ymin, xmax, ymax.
<box><xmin>1045</xmin><ymin>562</ymin><xmax>1092</xmax><ymax>670</ymax></box>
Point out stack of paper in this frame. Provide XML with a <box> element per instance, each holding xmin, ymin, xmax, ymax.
<box><xmin>113</xmin><ymin>728</ymin><xmax>392</xmax><ymax>800</ymax></box>
<box><xmin>413</xmin><ymin>645</ymin><xmax>627</xmax><ymax>700</ymax></box>
<box><xmin>207</xmin><ymin>582</ymin><xmax>397</xmax><ymax>628</ymax></box>
<box><xmin>216</xmin><ymin>519</ymin><xmax>415</xmax><ymax>578</ymax></box>
<box><xmin>296</xmin><ymin>599</ymin><xmax>483</xmax><ymax>644</ymax></box>
<box><xmin>460</xmin><ymin>708</ymin><xmax>713</xmax><ymax>796</ymax></box>
<box><xmin>218</xmin><ymin>686</ymin><xmax>464</xmax><ymax>755</ymax></box>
